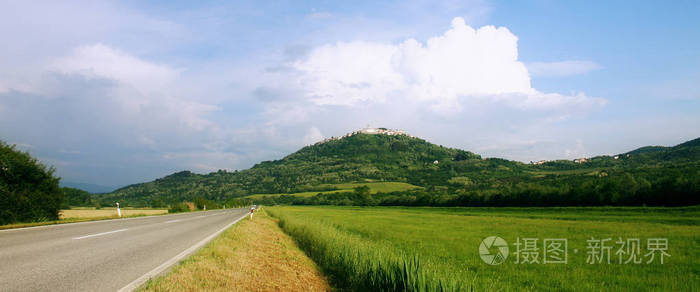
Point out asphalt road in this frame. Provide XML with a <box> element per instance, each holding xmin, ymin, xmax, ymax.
<box><xmin>0</xmin><ymin>208</ymin><xmax>250</xmax><ymax>291</ymax></box>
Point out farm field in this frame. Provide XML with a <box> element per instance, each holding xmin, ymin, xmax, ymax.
<box><xmin>246</xmin><ymin>181</ymin><xmax>420</xmax><ymax>199</ymax></box>
<box><xmin>59</xmin><ymin>207</ymin><xmax>167</xmax><ymax>219</ymax></box>
<box><xmin>267</xmin><ymin>206</ymin><xmax>700</xmax><ymax>291</ymax></box>
<box><xmin>0</xmin><ymin>207</ymin><xmax>169</xmax><ymax>230</ymax></box>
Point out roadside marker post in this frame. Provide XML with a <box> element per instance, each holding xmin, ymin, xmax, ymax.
<box><xmin>116</xmin><ymin>202</ymin><xmax>121</xmax><ymax>217</ymax></box>
<box><xmin>250</xmin><ymin>206</ymin><xmax>254</xmax><ymax>219</ymax></box>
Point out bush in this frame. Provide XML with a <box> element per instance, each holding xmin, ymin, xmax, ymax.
<box><xmin>151</xmin><ymin>199</ymin><xmax>165</xmax><ymax>208</ymax></box>
<box><xmin>194</xmin><ymin>197</ymin><xmax>219</xmax><ymax>210</ymax></box>
<box><xmin>0</xmin><ymin>141</ymin><xmax>62</xmax><ymax>225</ymax></box>
<box><xmin>168</xmin><ymin>202</ymin><xmax>190</xmax><ymax>213</ymax></box>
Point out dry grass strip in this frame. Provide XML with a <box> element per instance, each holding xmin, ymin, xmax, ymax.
<box><xmin>141</xmin><ymin>209</ymin><xmax>331</xmax><ymax>292</ymax></box>
<box><xmin>60</xmin><ymin>208</ymin><xmax>167</xmax><ymax>219</ymax></box>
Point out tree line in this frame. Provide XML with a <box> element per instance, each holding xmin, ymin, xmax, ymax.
<box><xmin>253</xmin><ymin>169</ymin><xmax>700</xmax><ymax>207</ymax></box>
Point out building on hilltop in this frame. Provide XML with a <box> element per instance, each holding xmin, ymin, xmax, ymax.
<box><xmin>313</xmin><ymin>128</ymin><xmax>414</xmax><ymax>145</ymax></box>
<box><xmin>574</xmin><ymin>157</ymin><xmax>588</xmax><ymax>163</ymax></box>
<box><xmin>358</xmin><ymin>127</ymin><xmax>408</xmax><ymax>136</ymax></box>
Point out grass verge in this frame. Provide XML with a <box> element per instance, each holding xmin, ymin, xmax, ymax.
<box><xmin>140</xmin><ymin>209</ymin><xmax>330</xmax><ymax>292</ymax></box>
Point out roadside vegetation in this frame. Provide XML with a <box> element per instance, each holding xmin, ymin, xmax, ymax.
<box><xmin>1</xmin><ymin>140</ymin><xmax>62</xmax><ymax>225</ymax></box>
<box><xmin>141</xmin><ymin>209</ymin><xmax>330</xmax><ymax>292</ymax></box>
<box><xmin>168</xmin><ymin>202</ymin><xmax>192</xmax><ymax>213</ymax></box>
<box><xmin>268</xmin><ymin>206</ymin><xmax>700</xmax><ymax>291</ymax></box>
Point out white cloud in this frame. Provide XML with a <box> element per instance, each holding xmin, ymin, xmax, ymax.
<box><xmin>47</xmin><ymin>44</ymin><xmax>218</xmax><ymax>132</ymax></box>
<box><xmin>303</xmin><ymin>127</ymin><xmax>324</xmax><ymax>145</ymax></box>
<box><xmin>249</xmin><ymin>17</ymin><xmax>612</xmax><ymax>166</ymax></box>
<box><xmin>527</xmin><ymin>60</ymin><xmax>603</xmax><ymax>77</ymax></box>
<box><xmin>161</xmin><ymin>151</ymin><xmax>238</xmax><ymax>173</ymax></box>
<box><xmin>289</xmin><ymin>17</ymin><xmax>604</xmax><ymax>114</ymax></box>
<box><xmin>51</xmin><ymin>44</ymin><xmax>179</xmax><ymax>95</ymax></box>
<box><xmin>0</xmin><ymin>43</ymin><xmax>229</xmax><ymax>185</ymax></box>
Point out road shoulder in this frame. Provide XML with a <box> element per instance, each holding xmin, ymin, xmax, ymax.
<box><xmin>139</xmin><ymin>209</ymin><xmax>331</xmax><ymax>291</ymax></box>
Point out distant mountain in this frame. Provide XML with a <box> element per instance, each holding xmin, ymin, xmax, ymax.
<box><xmin>60</xmin><ymin>181</ymin><xmax>117</xmax><ymax>194</ymax></box>
<box><xmin>98</xmin><ymin>129</ymin><xmax>700</xmax><ymax>207</ymax></box>
<box><xmin>622</xmin><ymin>137</ymin><xmax>700</xmax><ymax>162</ymax></box>
<box><xmin>676</xmin><ymin>137</ymin><xmax>700</xmax><ymax>148</ymax></box>
<box><xmin>626</xmin><ymin>146</ymin><xmax>668</xmax><ymax>155</ymax></box>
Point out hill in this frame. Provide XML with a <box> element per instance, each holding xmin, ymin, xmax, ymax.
<box><xmin>102</xmin><ymin>131</ymin><xmax>480</xmax><ymax>205</ymax></box>
<box><xmin>98</xmin><ymin>130</ymin><xmax>700</xmax><ymax>207</ymax></box>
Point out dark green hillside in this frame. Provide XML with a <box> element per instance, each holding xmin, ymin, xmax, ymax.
<box><xmin>253</xmin><ymin>133</ymin><xmax>481</xmax><ymax>187</ymax></box>
<box><xmin>61</xmin><ymin>187</ymin><xmax>94</xmax><ymax>208</ymax></box>
<box><xmin>99</xmin><ymin>131</ymin><xmax>700</xmax><ymax>207</ymax></box>
<box><xmin>676</xmin><ymin>137</ymin><xmax>700</xmax><ymax>148</ymax></box>
<box><xmin>626</xmin><ymin>145</ymin><xmax>668</xmax><ymax>155</ymax></box>
<box><xmin>102</xmin><ymin>133</ymin><xmax>482</xmax><ymax>205</ymax></box>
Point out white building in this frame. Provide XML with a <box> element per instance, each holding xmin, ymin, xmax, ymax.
<box><xmin>314</xmin><ymin>128</ymin><xmax>415</xmax><ymax>145</ymax></box>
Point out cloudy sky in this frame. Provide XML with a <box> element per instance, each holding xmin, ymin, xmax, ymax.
<box><xmin>1</xmin><ymin>0</ymin><xmax>699</xmax><ymax>188</ymax></box>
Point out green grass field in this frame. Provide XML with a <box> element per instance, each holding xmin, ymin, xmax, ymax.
<box><xmin>246</xmin><ymin>181</ymin><xmax>420</xmax><ymax>199</ymax></box>
<box><xmin>267</xmin><ymin>206</ymin><xmax>700</xmax><ymax>291</ymax></box>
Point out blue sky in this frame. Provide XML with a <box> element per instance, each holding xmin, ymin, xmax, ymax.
<box><xmin>1</xmin><ymin>0</ymin><xmax>698</xmax><ymax>188</ymax></box>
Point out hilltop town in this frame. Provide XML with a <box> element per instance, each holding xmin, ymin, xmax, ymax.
<box><xmin>314</xmin><ymin>128</ymin><xmax>416</xmax><ymax>145</ymax></box>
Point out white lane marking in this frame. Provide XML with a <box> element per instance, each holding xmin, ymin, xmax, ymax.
<box><xmin>196</xmin><ymin>213</ymin><xmax>223</xmax><ymax>218</ymax></box>
<box><xmin>169</xmin><ymin>214</ymin><xmax>209</xmax><ymax>222</ymax></box>
<box><xmin>117</xmin><ymin>211</ymin><xmax>248</xmax><ymax>292</ymax></box>
<box><xmin>73</xmin><ymin>228</ymin><xmax>128</xmax><ymax>240</ymax></box>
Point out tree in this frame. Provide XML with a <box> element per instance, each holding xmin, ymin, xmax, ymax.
<box><xmin>0</xmin><ymin>141</ymin><xmax>63</xmax><ymax>224</ymax></box>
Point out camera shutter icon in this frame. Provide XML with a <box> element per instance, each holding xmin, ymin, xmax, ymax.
<box><xmin>480</xmin><ymin>236</ymin><xmax>509</xmax><ymax>265</ymax></box>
